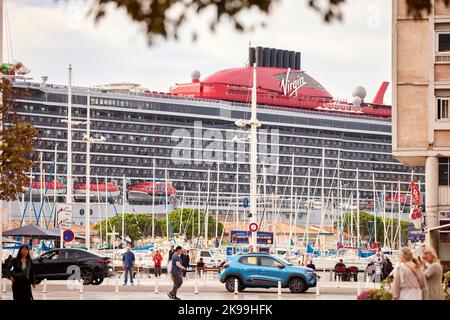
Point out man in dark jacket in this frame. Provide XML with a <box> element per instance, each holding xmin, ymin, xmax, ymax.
<box><xmin>382</xmin><ymin>257</ymin><xmax>393</xmax><ymax>280</ymax></box>
<box><xmin>180</xmin><ymin>250</ymin><xmax>190</xmax><ymax>277</ymax></box>
<box><xmin>168</xmin><ymin>246</ymin><xmax>186</xmax><ymax>300</ymax></box>
<box><xmin>306</xmin><ymin>260</ymin><xmax>316</xmax><ymax>271</ymax></box>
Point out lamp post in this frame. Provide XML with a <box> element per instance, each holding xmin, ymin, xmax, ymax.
<box><xmin>233</xmin><ymin>64</ymin><xmax>261</xmax><ymax>250</ymax></box>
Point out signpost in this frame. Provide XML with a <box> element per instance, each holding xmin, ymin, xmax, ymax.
<box><xmin>56</xmin><ymin>203</ymin><xmax>73</xmax><ymax>248</ymax></box>
<box><xmin>249</xmin><ymin>223</ymin><xmax>259</xmax><ymax>233</ymax></box>
<box><xmin>63</xmin><ymin>229</ymin><xmax>75</xmax><ymax>243</ymax></box>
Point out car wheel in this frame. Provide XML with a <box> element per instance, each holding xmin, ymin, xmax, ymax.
<box><xmin>80</xmin><ymin>268</ymin><xmax>94</xmax><ymax>285</ymax></box>
<box><xmin>91</xmin><ymin>277</ymin><xmax>104</xmax><ymax>285</ymax></box>
<box><xmin>225</xmin><ymin>277</ymin><xmax>244</xmax><ymax>293</ymax></box>
<box><xmin>288</xmin><ymin>278</ymin><xmax>306</xmax><ymax>293</ymax></box>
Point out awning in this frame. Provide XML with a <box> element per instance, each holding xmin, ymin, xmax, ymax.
<box><xmin>427</xmin><ymin>224</ymin><xmax>450</xmax><ymax>232</ymax></box>
<box><xmin>3</xmin><ymin>224</ymin><xmax>60</xmax><ymax>238</ymax></box>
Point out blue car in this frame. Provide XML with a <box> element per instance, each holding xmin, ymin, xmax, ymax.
<box><xmin>220</xmin><ymin>253</ymin><xmax>317</xmax><ymax>293</ymax></box>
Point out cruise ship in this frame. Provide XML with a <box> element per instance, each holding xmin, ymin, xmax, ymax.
<box><xmin>7</xmin><ymin>47</ymin><xmax>424</xmax><ymax>227</ymax></box>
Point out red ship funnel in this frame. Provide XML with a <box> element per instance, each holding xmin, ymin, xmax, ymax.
<box><xmin>372</xmin><ymin>82</ymin><xmax>389</xmax><ymax>105</ymax></box>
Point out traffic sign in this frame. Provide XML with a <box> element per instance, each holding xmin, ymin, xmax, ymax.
<box><xmin>63</xmin><ymin>229</ymin><xmax>75</xmax><ymax>243</ymax></box>
<box><xmin>249</xmin><ymin>223</ymin><xmax>259</xmax><ymax>233</ymax></box>
<box><xmin>56</xmin><ymin>203</ymin><xmax>73</xmax><ymax>230</ymax></box>
<box><xmin>243</xmin><ymin>198</ymin><xmax>249</xmax><ymax>208</ymax></box>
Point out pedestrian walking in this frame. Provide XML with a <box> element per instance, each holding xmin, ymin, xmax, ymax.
<box><xmin>167</xmin><ymin>246</ymin><xmax>186</xmax><ymax>300</ymax></box>
<box><xmin>422</xmin><ymin>246</ymin><xmax>444</xmax><ymax>300</ymax></box>
<box><xmin>391</xmin><ymin>247</ymin><xmax>427</xmax><ymax>300</ymax></box>
<box><xmin>153</xmin><ymin>250</ymin><xmax>163</xmax><ymax>278</ymax></box>
<box><xmin>122</xmin><ymin>246</ymin><xmax>135</xmax><ymax>286</ymax></box>
<box><xmin>6</xmin><ymin>244</ymin><xmax>36</xmax><ymax>301</ymax></box>
<box><xmin>180</xmin><ymin>249</ymin><xmax>190</xmax><ymax>278</ymax></box>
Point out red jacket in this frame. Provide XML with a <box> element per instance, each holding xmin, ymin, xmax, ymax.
<box><xmin>153</xmin><ymin>253</ymin><xmax>163</xmax><ymax>266</ymax></box>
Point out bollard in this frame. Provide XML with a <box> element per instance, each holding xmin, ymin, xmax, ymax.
<box><xmin>277</xmin><ymin>281</ymin><xmax>282</xmax><ymax>295</ymax></box>
<box><xmin>316</xmin><ymin>281</ymin><xmax>320</xmax><ymax>296</ymax></box>
<box><xmin>357</xmin><ymin>281</ymin><xmax>361</xmax><ymax>296</ymax></box>
<box><xmin>365</xmin><ymin>275</ymin><xmax>370</xmax><ymax>289</ymax></box>
<box><xmin>154</xmin><ymin>278</ymin><xmax>159</xmax><ymax>294</ymax></box>
<box><xmin>42</xmin><ymin>278</ymin><xmax>47</xmax><ymax>293</ymax></box>
<box><xmin>234</xmin><ymin>278</ymin><xmax>238</xmax><ymax>294</ymax></box>
<box><xmin>194</xmin><ymin>278</ymin><xmax>199</xmax><ymax>294</ymax></box>
<box><xmin>336</xmin><ymin>276</ymin><xmax>340</xmax><ymax>288</ymax></box>
<box><xmin>329</xmin><ymin>269</ymin><xmax>333</xmax><ymax>282</ymax></box>
<box><xmin>79</xmin><ymin>280</ymin><xmax>84</xmax><ymax>295</ymax></box>
<box><xmin>2</xmin><ymin>278</ymin><xmax>7</xmax><ymax>293</ymax></box>
<box><xmin>136</xmin><ymin>267</ymin><xmax>140</xmax><ymax>286</ymax></box>
<box><xmin>115</xmin><ymin>278</ymin><xmax>119</xmax><ymax>294</ymax></box>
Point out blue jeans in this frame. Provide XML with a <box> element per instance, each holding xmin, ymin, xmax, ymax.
<box><xmin>124</xmin><ymin>267</ymin><xmax>134</xmax><ymax>284</ymax></box>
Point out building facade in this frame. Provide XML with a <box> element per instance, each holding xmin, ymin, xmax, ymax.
<box><xmin>393</xmin><ymin>0</ymin><xmax>450</xmax><ymax>260</ymax></box>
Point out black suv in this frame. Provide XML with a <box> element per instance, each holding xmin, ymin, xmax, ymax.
<box><xmin>33</xmin><ymin>248</ymin><xmax>113</xmax><ymax>285</ymax></box>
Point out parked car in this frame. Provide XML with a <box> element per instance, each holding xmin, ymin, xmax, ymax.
<box><xmin>220</xmin><ymin>253</ymin><xmax>317</xmax><ymax>293</ymax></box>
<box><xmin>33</xmin><ymin>248</ymin><xmax>113</xmax><ymax>285</ymax></box>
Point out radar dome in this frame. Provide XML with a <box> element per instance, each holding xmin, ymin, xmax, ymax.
<box><xmin>191</xmin><ymin>70</ymin><xmax>201</xmax><ymax>82</ymax></box>
<box><xmin>352</xmin><ymin>96</ymin><xmax>362</xmax><ymax>107</ymax></box>
<box><xmin>352</xmin><ymin>86</ymin><xmax>367</xmax><ymax>100</ymax></box>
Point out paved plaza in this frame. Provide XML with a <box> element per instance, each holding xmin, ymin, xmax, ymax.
<box><xmin>0</xmin><ymin>275</ymin><xmax>381</xmax><ymax>300</ymax></box>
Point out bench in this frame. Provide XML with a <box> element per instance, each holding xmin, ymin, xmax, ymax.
<box><xmin>193</xmin><ymin>266</ymin><xmax>221</xmax><ymax>277</ymax></box>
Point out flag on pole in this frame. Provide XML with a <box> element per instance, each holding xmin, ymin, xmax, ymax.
<box><xmin>411</xmin><ymin>181</ymin><xmax>422</xmax><ymax>206</ymax></box>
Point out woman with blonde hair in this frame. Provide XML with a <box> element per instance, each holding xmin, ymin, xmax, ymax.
<box><xmin>391</xmin><ymin>247</ymin><xmax>427</xmax><ymax>300</ymax></box>
<box><xmin>422</xmin><ymin>245</ymin><xmax>444</xmax><ymax>300</ymax></box>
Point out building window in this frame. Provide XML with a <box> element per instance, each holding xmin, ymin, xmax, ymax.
<box><xmin>437</xmin><ymin>98</ymin><xmax>450</xmax><ymax>120</ymax></box>
<box><xmin>438</xmin><ymin>33</ymin><xmax>450</xmax><ymax>53</ymax></box>
<box><xmin>439</xmin><ymin>158</ymin><xmax>450</xmax><ymax>186</ymax></box>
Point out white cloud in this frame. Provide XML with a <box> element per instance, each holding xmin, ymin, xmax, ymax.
<box><xmin>7</xmin><ymin>0</ymin><xmax>392</xmax><ymax>104</ymax></box>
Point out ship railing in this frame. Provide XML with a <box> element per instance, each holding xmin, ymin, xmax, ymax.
<box><xmin>15</xmin><ymin>81</ymin><xmax>391</xmax><ymax>123</ymax></box>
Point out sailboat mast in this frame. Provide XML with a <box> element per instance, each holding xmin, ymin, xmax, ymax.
<box><xmin>54</xmin><ymin>144</ymin><xmax>58</xmax><ymax>228</ymax></box>
<box><xmin>235</xmin><ymin>164</ymin><xmax>239</xmax><ymax>231</ymax></box>
<box><xmin>152</xmin><ymin>159</ymin><xmax>155</xmax><ymax>242</ymax></box>
<box><xmin>373</xmin><ymin>173</ymin><xmax>377</xmax><ymax>244</ymax></box>
<box><xmin>122</xmin><ymin>175</ymin><xmax>126</xmax><ymax>246</ymax></box>
<box><xmin>305</xmin><ymin>167</ymin><xmax>311</xmax><ymax>246</ymax></box>
<box><xmin>165</xmin><ymin>169</ymin><xmax>169</xmax><ymax>241</ymax></box>
<box><xmin>356</xmin><ymin>168</ymin><xmax>360</xmax><ymax>248</ymax></box>
<box><xmin>205</xmin><ymin>169</ymin><xmax>211</xmax><ymax>247</ymax></box>
<box><xmin>215</xmin><ymin>162</ymin><xmax>220</xmax><ymax>239</ymax></box>
<box><xmin>289</xmin><ymin>154</ymin><xmax>294</xmax><ymax>250</ymax></box>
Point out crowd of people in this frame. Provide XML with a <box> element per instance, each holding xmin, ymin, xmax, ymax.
<box><xmin>391</xmin><ymin>246</ymin><xmax>444</xmax><ymax>300</ymax></box>
<box><xmin>325</xmin><ymin>245</ymin><xmax>445</xmax><ymax>300</ymax></box>
<box><xmin>2</xmin><ymin>242</ymin><xmax>446</xmax><ymax>301</ymax></box>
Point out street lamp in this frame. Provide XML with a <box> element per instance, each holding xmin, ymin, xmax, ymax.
<box><xmin>232</xmin><ymin>64</ymin><xmax>261</xmax><ymax>250</ymax></box>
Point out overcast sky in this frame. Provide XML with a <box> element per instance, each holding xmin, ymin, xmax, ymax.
<box><xmin>7</xmin><ymin>0</ymin><xmax>392</xmax><ymax>103</ymax></box>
